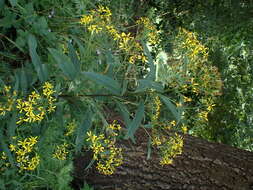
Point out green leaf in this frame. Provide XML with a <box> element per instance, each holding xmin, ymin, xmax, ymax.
<box><xmin>147</xmin><ymin>136</ymin><xmax>152</xmax><ymax>160</ymax></box>
<box><xmin>142</xmin><ymin>42</ymin><xmax>156</xmax><ymax>80</ymax></box>
<box><xmin>68</xmin><ymin>42</ymin><xmax>81</xmax><ymax>73</ymax></box>
<box><xmin>9</xmin><ymin>0</ymin><xmax>17</xmax><ymax>6</ymax></box>
<box><xmin>135</xmin><ymin>79</ymin><xmax>164</xmax><ymax>93</ymax></box>
<box><xmin>20</xmin><ymin>68</ymin><xmax>28</xmax><ymax>93</ymax></box>
<box><xmin>56</xmin><ymin>162</ymin><xmax>73</xmax><ymax>190</ymax></box>
<box><xmin>14</xmin><ymin>71</ymin><xmax>20</xmax><ymax>92</ymax></box>
<box><xmin>48</xmin><ymin>48</ymin><xmax>78</xmax><ymax>80</ymax></box>
<box><xmin>159</xmin><ymin>94</ymin><xmax>180</xmax><ymax>121</ymax></box>
<box><xmin>124</xmin><ymin>101</ymin><xmax>145</xmax><ymax>142</ymax></box>
<box><xmin>71</xmin><ymin>36</ymin><xmax>86</xmax><ymax>60</ymax></box>
<box><xmin>28</xmin><ymin>34</ymin><xmax>48</xmax><ymax>82</ymax></box>
<box><xmin>0</xmin><ymin>0</ymin><xmax>4</xmax><ymax>10</ymax></box>
<box><xmin>121</xmin><ymin>78</ymin><xmax>128</xmax><ymax>95</ymax></box>
<box><xmin>116</xmin><ymin>101</ymin><xmax>131</xmax><ymax>126</ymax></box>
<box><xmin>83</xmin><ymin>72</ymin><xmax>121</xmax><ymax>95</ymax></box>
<box><xmin>7</xmin><ymin>112</ymin><xmax>17</xmax><ymax>138</ymax></box>
<box><xmin>75</xmin><ymin>109</ymin><xmax>93</xmax><ymax>152</ymax></box>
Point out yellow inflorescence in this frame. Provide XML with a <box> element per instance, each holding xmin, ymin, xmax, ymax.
<box><xmin>163</xmin><ymin>28</ymin><xmax>222</xmax><ymax>134</ymax></box>
<box><xmin>53</xmin><ymin>143</ymin><xmax>69</xmax><ymax>160</ymax></box>
<box><xmin>152</xmin><ymin>96</ymin><xmax>162</xmax><ymax>122</ymax></box>
<box><xmin>159</xmin><ymin>133</ymin><xmax>184</xmax><ymax>165</ymax></box>
<box><xmin>80</xmin><ymin>6</ymin><xmax>159</xmax><ymax>64</ymax></box>
<box><xmin>65</xmin><ymin>120</ymin><xmax>77</xmax><ymax>136</ymax></box>
<box><xmin>0</xmin><ymin>152</ymin><xmax>11</xmax><ymax>171</ymax></box>
<box><xmin>179</xmin><ymin>28</ymin><xmax>208</xmax><ymax>61</ymax></box>
<box><xmin>16</xmin><ymin>82</ymin><xmax>56</xmax><ymax>125</ymax></box>
<box><xmin>10</xmin><ymin>136</ymin><xmax>40</xmax><ymax>171</ymax></box>
<box><xmin>86</xmin><ymin>122</ymin><xmax>123</xmax><ymax>175</ymax></box>
<box><xmin>151</xmin><ymin>120</ymin><xmax>184</xmax><ymax>165</ymax></box>
<box><xmin>136</xmin><ymin>17</ymin><xmax>160</xmax><ymax>46</ymax></box>
<box><xmin>107</xmin><ymin>120</ymin><xmax>121</xmax><ymax>137</ymax></box>
<box><xmin>0</xmin><ymin>86</ymin><xmax>17</xmax><ymax>116</ymax></box>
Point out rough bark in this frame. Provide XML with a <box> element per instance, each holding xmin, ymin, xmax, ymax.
<box><xmin>73</xmin><ymin>129</ymin><xmax>253</xmax><ymax>190</ymax></box>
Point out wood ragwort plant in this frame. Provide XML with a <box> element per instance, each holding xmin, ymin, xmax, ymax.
<box><xmin>0</xmin><ymin>2</ymin><xmax>222</xmax><ymax>189</ymax></box>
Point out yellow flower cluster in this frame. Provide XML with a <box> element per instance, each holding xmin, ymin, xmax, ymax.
<box><xmin>53</xmin><ymin>143</ymin><xmax>69</xmax><ymax>160</ymax></box>
<box><xmin>179</xmin><ymin>28</ymin><xmax>208</xmax><ymax>61</ymax></box>
<box><xmin>136</xmin><ymin>17</ymin><xmax>160</xmax><ymax>45</ymax></box>
<box><xmin>151</xmin><ymin>120</ymin><xmax>184</xmax><ymax>165</ymax></box>
<box><xmin>9</xmin><ymin>136</ymin><xmax>40</xmax><ymax>171</ymax></box>
<box><xmin>16</xmin><ymin>82</ymin><xmax>56</xmax><ymax>125</ymax></box>
<box><xmin>152</xmin><ymin>96</ymin><xmax>162</xmax><ymax>122</ymax></box>
<box><xmin>169</xmin><ymin>28</ymin><xmax>222</xmax><ymax>95</ymax></box>
<box><xmin>107</xmin><ymin>120</ymin><xmax>121</xmax><ymax>136</ymax></box>
<box><xmin>80</xmin><ymin>6</ymin><xmax>160</xmax><ymax>64</ymax></box>
<box><xmin>181</xmin><ymin>124</ymin><xmax>188</xmax><ymax>134</ymax></box>
<box><xmin>159</xmin><ymin>133</ymin><xmax>184</xmax><ymax>165</ymax></box>
<box><xmin>86</xmin><ymin>125</ymin><xmax>123</xmax><ymax>175</ymax></box>
<box><xmin>65</xmin><ymin>120</ymin><xmax>77</xmax><ymax>136</ymax></box>
<box><xmin>0</xmin><ymin>152</ymin><xmax>11</xmax><ymax>171</ymax></box>
<box><xmin>164</xmin><ymin>28</ymin><xmax>222</xmax><ymax>134</ymax></box>
<box><xmin>0</xmin><ymin>86</ymin><xmax>17</xmax><ymax>116</ymax></box>
<box><xmin>157</xmin><ymin>120</ymin><xmax>177</xmax><ymax>131</ymax></box>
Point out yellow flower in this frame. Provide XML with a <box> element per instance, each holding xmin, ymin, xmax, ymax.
<box><xmin>65</xmin><ymin>120</ymin><xmax>77</xmax><ymax>136</ymax></box>
<box><xmin>86</xmin><ymin>130</ymin><xmax>123</xmax><ymax>175</ymax></box>
<box><xmin>88</xmin><ymin>25</ymin><xmax>102</xmax><ymax>34</ymax></box>
<box><xmin>53</xmin><ymin>143</ymin><xmax>69</xmax><ymax>160</ymax></box>
<box><xmin>1</xmin><ymin>152</ymin><xmax>7</xmax><ymax>160</ymax></box>
<box><xmin>12</xmin><ymin>136</ymin><xmax>40</xmax><ymax>171</ymax></box>
<box><xmin>152</xmin><ymin>136</ymin><xmax>162</xmax><ymax>146</ymax></box>
<box><xmin>183</xmin><ymin>96</ymin><xmax>192</xmax><ymax>102</ymax></box>
<box><xmin>16</xmin><ymin>82</ymin><xmax>56</xmax><ymax>125</ymax></box>
<box><xmin>170</xmin><ymin>120</ymin><xmax>176</xmax><ymax>127</ymax></box>
<box><xmin>80</xmin><ymin>15</ymin><xmax>93</xmax><ymax>25</ymax></box>
<box><xmin>182</xmin><ymin>125</ymin><xmax>188</xmax><ymax>134</ymax></box>
<box><xmin>152</xmin><ymin>96</ymin><xmax>162</xmax><ymax>122</ymax></box>
<box><xmin>9</xmin><ymin>144</ymin><xmax>16</xmax><ymax>151</ymax></box>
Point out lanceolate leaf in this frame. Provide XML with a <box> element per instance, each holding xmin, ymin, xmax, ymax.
<box><xmin>159</xmin><ymin>94</ymin><xmax>180</xmax><ymax>121</ymax></box>
<box><xmin>48</xmin><ymin>48</ymin><xmax>78</xmax><ymax>80</ymax></box>
<box><xmin>116</xmin><ymin>101</ymin><xmax>131</xmax><ymax>126</ymax></box>
<box><xmin>7</xmin><ymin>112</ymin><xmax>17</xmax><ymax>138</ymax></box>
<box><xmin>75</xmin><ymin>109</ymin><xmax>93</xmax><ymax>152</ymax></box>
<box><xmin>68</xmin><ymin>42</ymin><xmax>81</xmax><ymax>73</ymax></box>
<box><xmin>142</xmin><ymin>42</ymin><xmax>156</xmax><ymax>81</ymax></box>
<box><xmin>82</xmin><ymin>72</ymin><xmax>121</xmax><ymax>95</ymax></box>
<box><xmin>125</xmin><ymin>101</ymin><xmax>145</xmax><ymax>142</ymax></box>
<box><xmin>28</xmin><ymin>34</ymin><xmax>48</xmax><ymax>82</ymax></box>
<box><xmin>135</xmin><ymin>79</ymin><xmax>164</xmax><ymax>93</ymax></box>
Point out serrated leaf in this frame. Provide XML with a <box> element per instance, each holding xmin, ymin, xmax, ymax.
<box><xmin>83</xmin><ymin>72</ymin><xmax>121</xmax><ymax>95</ymax></box>
<box><xmin>48</xmin><ymin>48</ymin><xmax>78</xmax><ymax>80</ymax></box>
<box><xmin>159</xmin><ymin>94</ymin><xmax>180</xmax><ymax>121</ymax></box>
<box><xmin>28</xmin><ymin>34</ymin><xmax>48</xmax><ymax>82</ymax></box>
<box><xmin>125</xmin><ymin>101</ymin><xmax>145</xmax><ymax>142</ymax></box>
<box><xmin>75</xmin><ymin>109</ymin><xmax>93</xmax><ymax>152</ymax></box>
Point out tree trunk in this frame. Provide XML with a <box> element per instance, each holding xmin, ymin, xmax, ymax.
<box><xmin>73</xmin><ymin>129</ymin><xmax>253</xmax><ymax>190</ymax></box>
